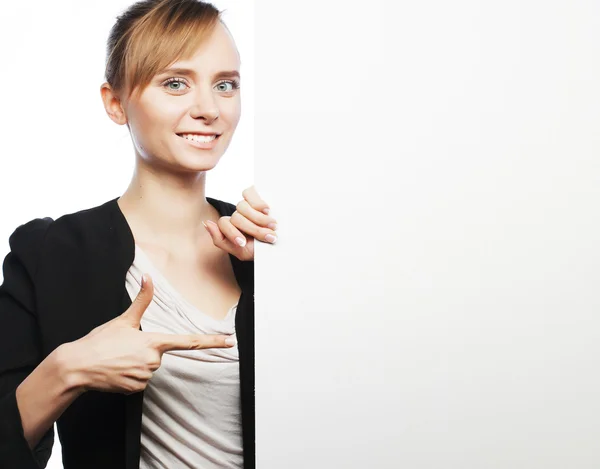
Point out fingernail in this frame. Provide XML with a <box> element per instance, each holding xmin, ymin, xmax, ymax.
<box><xmin>235</xmin><ymin>236</ymin><xmax>246</xmax><ymax>247</ymax></box>
<box><xmin>202</xmin><ymin>220</ymin><xmax>208</xmax><ymax>230</ymax></box>
<box><xmin>141</xmin><ymin>274</ymin><xmax>146</xmax><ymax>288</ymax></box>
<box><xmin>206</xmin><ymin>220</ymin><xmax>218</xmax><ymax>227</ymax></box>
<box><xmin>265</xmin><ymin>234</ymin><xmax>277</xmax><ymax>244</ymax></box>
<box><xmin>225</xmin><ymin>336</ymin><xmax>237</xmax><ymax>346</ymax></box>
<box><xmin>267</xmin><ymin>222</ymin><xmax>277</xmax><ymax>231</ymax></box>
<box><xmin>262</xmin><ymin>208</ymin><xmax>270</xmax><ymax>215</ymax></box>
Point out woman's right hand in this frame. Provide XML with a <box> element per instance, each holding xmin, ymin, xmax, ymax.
<box><xmin>62</xmin><ymin>274</ymin><xmax>235</xmax><ymax>395</ymax></box>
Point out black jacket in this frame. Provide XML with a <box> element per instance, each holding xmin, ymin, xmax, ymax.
<box><xmin>0</xmin><ymin>197</ymin><xmax>255</xmax><ymax>469</ymax></box>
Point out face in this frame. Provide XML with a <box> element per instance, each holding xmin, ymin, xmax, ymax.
<box><xmin>117</xmin><ymin>22</ymin><xmax>241</xmax><ymax>173</ymax></box>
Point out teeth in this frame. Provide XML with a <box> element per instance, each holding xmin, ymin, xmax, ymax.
<box><xmin>181</xmin><ymin>133</ymin><xmax>217</xmax><ymax>143</ymax></box>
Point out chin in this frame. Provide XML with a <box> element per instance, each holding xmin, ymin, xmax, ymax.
<box><xmin>173</xmin><ymin>154</ymin><xmax>223</xmax><ymax>173</ymax></box>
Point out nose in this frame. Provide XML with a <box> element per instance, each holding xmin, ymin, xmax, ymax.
<box><xmin>189</xmin><ymin>86</ymin><xmax>220</xmax><ymax>123</ymax></box>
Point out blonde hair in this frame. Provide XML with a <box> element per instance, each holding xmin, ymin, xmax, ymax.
<box><xmin>105</xmin><ymin>0</ymin><xmax>222</xmax><ymax>101</ymax></box>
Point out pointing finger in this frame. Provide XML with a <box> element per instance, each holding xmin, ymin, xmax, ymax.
<box><xmin>149</xmin><ymin>332</ymin><xmax>237</xmax><ymax>354</ymax></box>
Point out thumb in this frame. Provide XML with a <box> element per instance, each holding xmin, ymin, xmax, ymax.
<box><xmin>203</xmin><ymin>220</ymin><xmax>225</xmax><ymax>243</ymax></box>
<box><xmin>120</xmin><ymin>273</ymin><xmax>154</xmax><ymax>326</ymax></box>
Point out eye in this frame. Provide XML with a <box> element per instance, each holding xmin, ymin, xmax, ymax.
<box><xmin>214</xmin><ymin>79</ymin><xmax>240</xmax><ymax>93</ymax></box>
<box><xmin>162</xmin><ymin>77</ymin><xmax>189</xmax><ymax>93</ymax></box>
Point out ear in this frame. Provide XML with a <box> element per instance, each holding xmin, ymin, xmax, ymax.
<box><xmin>100</xmin><ymin>82</ymin><xmax>128</xmax><ymax>126</ymax></box>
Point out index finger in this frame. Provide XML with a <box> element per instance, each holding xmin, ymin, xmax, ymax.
<box><xmin>148</xmin><ymin>332</ymin><xmax>236</xmax><ymax>353</ymax></box>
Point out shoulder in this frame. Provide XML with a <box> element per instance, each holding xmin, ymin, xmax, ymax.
<box><xmin>47</xmin><ymin>198</ymin><xmax>118</xmax><ymax>237</ymax></box>
<box><xmin>38</xmin><ymin>197</ymin><xmax>122</xmax><ymax>252</ymax></box>
<box><xmin>7</xmin><ymin>217</ymin><xmax>54</xmax><ymax>279</ymax></box>
<box><xmin>8</xmin><ymin>198</ymin><xmax>120</xmax><ymax>269</ymax></box>
<box><xmin>8</xmin><ymin>217</ymin><xmax>54</xmax><ymax>249</ymax></box>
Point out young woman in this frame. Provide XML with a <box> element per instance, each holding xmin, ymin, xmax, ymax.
<box><xmin>0</xmin><ymin>1</ymin><xmax>271</xmax><ymax>468</ymax></box>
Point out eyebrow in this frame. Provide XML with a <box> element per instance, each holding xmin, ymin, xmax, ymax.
<box><xmin>156</xmin><ymin>67</ymin><xmax>240</xmax><ymax>80</ymax></box>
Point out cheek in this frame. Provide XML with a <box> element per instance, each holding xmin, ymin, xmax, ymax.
<box><xmin>227</xmin><ymin>104</ymin><xmax>242</xmax><ymax>129</ymax></box>
<box><xmin>132</xmin><ymin>106</ymin><xmax>178</xmax><ymax>143</ymax></box>
<box><xmin>224</xmin><ymin>99</ymin><xmax>242</xmax><ymax>128</ymax></box>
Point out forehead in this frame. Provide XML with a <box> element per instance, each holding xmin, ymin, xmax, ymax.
<box><xmin>169</xmin><ymin>22</ymin><xmax>240</xmax><ymax>73</ymax></box>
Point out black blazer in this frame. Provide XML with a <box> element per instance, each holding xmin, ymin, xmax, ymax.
<box><xmin>0</xmin><ymin>197</ymin><xmax>255</xmax><ymax>469</ymax></box>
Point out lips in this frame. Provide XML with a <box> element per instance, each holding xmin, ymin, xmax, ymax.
<box><xmin>176</xmin><ymin>132</ymin><xmax>221</xmax><ymax>137</ymax></box>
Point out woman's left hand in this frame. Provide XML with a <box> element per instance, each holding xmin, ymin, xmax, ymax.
<box><xmin>202</xmin><ymin>185</ymin><xmax>277</xmax><ymax>261</ymax></box>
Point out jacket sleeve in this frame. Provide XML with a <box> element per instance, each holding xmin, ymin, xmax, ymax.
<box><xmin>0</xmin><ymin>217</ymin><xmax>55</xmax><ymax>469</ymax></box>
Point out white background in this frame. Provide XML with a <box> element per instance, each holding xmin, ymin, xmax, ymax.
<box><xmin>1</xmin><ymin>0</ymin><xmax>600</xmax><ymax>468</ymax></box>
<box><xmin>0</xmin><ymin>1</ymin><xmax>252</xmax><ymax>468</ymax></box>
<box><xmin>254</xmin><ymin>1</ymin><xmax>600</xmax><ymax>468</ymax></box>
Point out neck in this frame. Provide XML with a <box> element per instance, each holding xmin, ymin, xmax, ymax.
<box><xmin>117</xmin><ymin>159</ymin><xmax>219</xmax><ymax>249</ymax></box>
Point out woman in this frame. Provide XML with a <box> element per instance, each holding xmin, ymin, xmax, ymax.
<box><xmin>0</xmin><ymin>1</ymin><xmax>272</xmax><ymax>468</ymax></box>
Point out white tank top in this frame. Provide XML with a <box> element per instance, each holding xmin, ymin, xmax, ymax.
<box><xmin>124</xmin><ymin>244</ymin><xmax>243</xmax><ymax>469</ymax></box>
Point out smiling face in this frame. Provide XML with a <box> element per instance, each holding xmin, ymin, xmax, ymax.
<box><xmin>121</xmin><ymin>21</ymin><xmax>241</xmax><ymax>173</ymax></box>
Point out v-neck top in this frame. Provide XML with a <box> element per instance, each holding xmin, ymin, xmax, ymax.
<box><xmin>124</xmin><ymin>244</ymin><xmax>242</xmax><ymax>469</ymax></box>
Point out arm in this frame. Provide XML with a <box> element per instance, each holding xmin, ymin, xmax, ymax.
<box><xmin>15</xmin><ymin>343</ymin><xmax>85</xmax><ymax>450</ymax></box>
<box><xmin>0</xmin><ymin>217</ymin><xmax>57</xmax><ymax>469</ymax></box>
